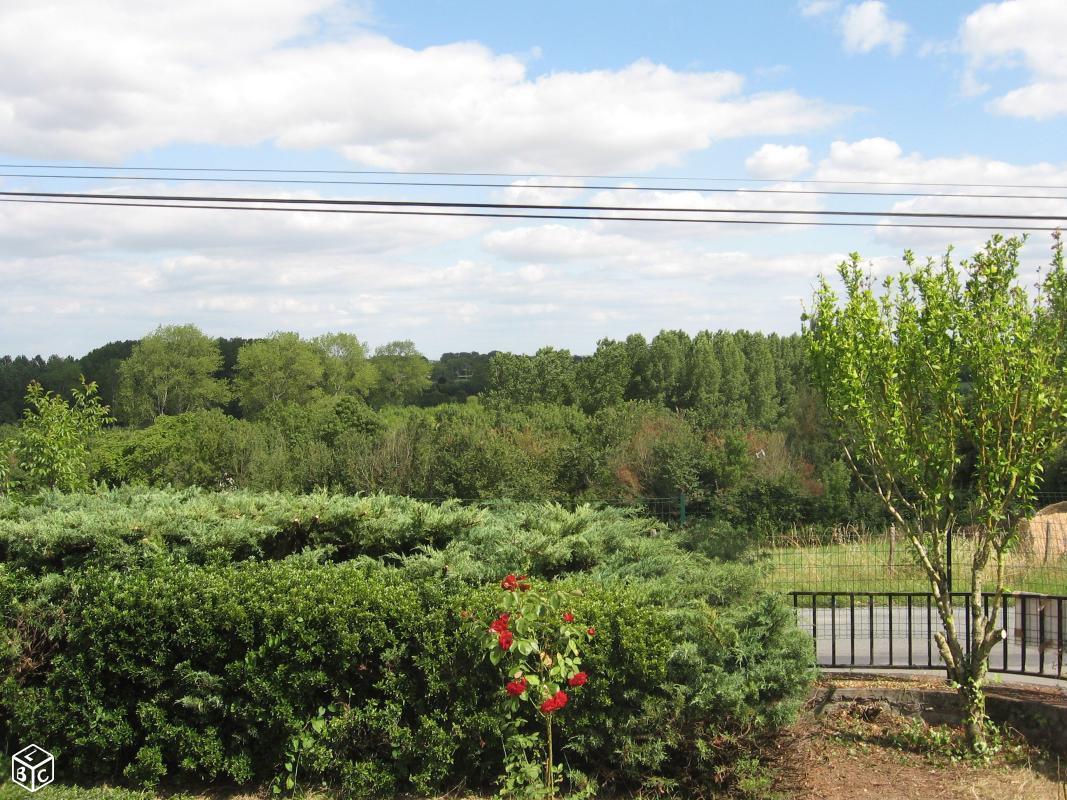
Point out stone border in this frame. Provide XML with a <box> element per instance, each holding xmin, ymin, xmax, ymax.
<box><xmin>811</xmin><ymin>683</ymin><xmax>1067</xmax><ymax>755</ymax></box>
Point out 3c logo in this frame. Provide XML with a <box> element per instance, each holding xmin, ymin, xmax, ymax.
<box><xmin>11</xmin><ymin>745</ymin><xmax>55</xmax><ymax>792</ymax></box>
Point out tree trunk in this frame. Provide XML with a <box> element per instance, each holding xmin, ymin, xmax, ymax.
<box><xmin>952</xmin><ymin>668</ymin><xmax>988</xmax><ymax>750</ymax></box>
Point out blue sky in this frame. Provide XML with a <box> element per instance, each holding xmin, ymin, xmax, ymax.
<box><xmin>1</xmin><ymin>0</ymin><xmax>1065</xmax><ymax>357</ymax></box>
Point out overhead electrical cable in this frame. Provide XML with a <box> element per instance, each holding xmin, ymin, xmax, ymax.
<box><xmin>4</xmin><ymin>162</ymin><xmax>1067</xmax><ymax>191</ymax></box>
<box><xmin>0</xmin><ymin>197</ymin><xmax>1061</xmax><ymax>232</ymax></box>
<box><xmin>1</xmin><ymin>189</ymin><xmax>1066</xmax><ymax>222</ymax></box>
<box><xmin>3</xmin><ymin>172</ymin><xmax>1067</xmax><ymax>201</ymax></box>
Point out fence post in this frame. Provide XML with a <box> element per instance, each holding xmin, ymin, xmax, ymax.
<box><xmin>1045</xmin><ymin>520</ymin><xmax>1052</xmax><ymax>565</ymax></box>
<box><xmin>678</xmin><ymin>492</ymin><xmax>686</xmax><ymax>526</ymax></box>
<box><xmin>888</xmin><ymin>523</ymin><xmax>896</xmax><ymax>575</ymax></box>
<box><xmin>946</xmin><ymin>524</ymin><xmax>953</xmax><ymax>594</ymax></box>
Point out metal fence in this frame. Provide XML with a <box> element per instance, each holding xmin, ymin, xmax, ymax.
<box><xmin>792</xmin><ymin>591</ymin><xmax>1066</xmax><ymax>680</ymax></box>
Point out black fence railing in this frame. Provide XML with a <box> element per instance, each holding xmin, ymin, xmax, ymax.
<box><xmin>791</xmin><ymin>591</ymin><xmax>1066</xmax><ymax>680</ymax></box>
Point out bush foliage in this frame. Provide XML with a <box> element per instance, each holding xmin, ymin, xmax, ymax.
<box><xmin>0</xmin><ymin>490</ymin><xmax>814</xmax><ymax>797</ymax></box>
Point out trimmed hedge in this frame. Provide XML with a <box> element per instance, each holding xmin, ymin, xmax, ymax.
<box><xmin>2</xmin><ymin>560</ymin><xmax>811</xmax><ymax>796</ymax></box>
<box><xmin>0</xmin><ymin>490</ymin><xmax>815</xmax><ymax>796</ymax></box>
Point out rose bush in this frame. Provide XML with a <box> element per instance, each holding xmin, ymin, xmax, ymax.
<box><xmin>476</xmin><ymin>575</ymin><xmax>595</xmax><ymax>799</ymax></box>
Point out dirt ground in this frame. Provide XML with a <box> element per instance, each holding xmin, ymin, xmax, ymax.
<box><xmin>769</xmin><ymin>674</ymin><xmax>1067</xmax><ymax>800</ymax></box>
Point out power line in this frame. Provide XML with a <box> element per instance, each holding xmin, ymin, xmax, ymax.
<box><xmin>4</xmin><ymin>162</ymin><xmax>1067</xmax><ymax>191</ymax></box>
<box><xmin>4</xmin><ymin>171</ymin><xmax>1067</xmax><ymax>201</ymax></box>
<box><xmin>1</xmin><ymin>197</ymin><xmax>1060</xmax><ymax>232</ymax></box>
<box><xmin>2</xmin><ymin>189</ymin><xmax>1066</xmax><ymax>221</ymax></box>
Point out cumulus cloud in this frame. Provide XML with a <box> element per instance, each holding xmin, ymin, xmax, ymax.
<box><xmin>815</xmin><ymin>136</ymin><xmax>1067</xmax><ymax>186</ymax></box>
<box><xmin>840</xmin><ymin>1</ymin><xmax>908</xmax><ymax>55</ymax></box>
<box><xmin>745</xmin><ymin>144</ymin><xmax>812</xmax><ymax>179</ymax></box>
<box><xmin>0</xmin><ymin>0</ymin><xmax>848</xmax><ymax>172</ymax></box>
<box><xmin>961</xmin><ymin>0</ymin><xmax>1067</xmax><ymax>119</ymax></box>
<box><xmin>812</xmin><ymin>136</ymin><xmax>1067</xmax><ymax>249</ymax></box>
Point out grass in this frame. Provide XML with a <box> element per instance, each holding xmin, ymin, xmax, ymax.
<box><xmin>761</xmin><ymin>526</ymin><xmax>1067</xmax><ymax>596</ymax></box>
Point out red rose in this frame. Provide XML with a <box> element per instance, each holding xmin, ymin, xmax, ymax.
<box><xmin>562</xmin><ymin>612</ymin><xmax>575</xmax><ymax>623</ymax></box>
<box><xmin>498</xmin><ymin>630</ymin><xmax>514</xmax><ymax>650</ymax></box>
<box><xmin>540</xmin><ymin>690</ymin><xmax>569</xmax><ymax>714</ymax></box>
<box><xmin>568</xmin><ymin>672</ymin><xmax>588</xmax><ymax>687</ymax></box>
<box><xmin>501</xmin><ymin>574</ymin><xmax>518</xmax><ymax>591</ymax></box>
<box><xmin>587</xmin><ymin>627</ymin><xmax>596</xmax><ymax>637</ymax></box>
<box><xmin>517</xmin><ymin>574</ymin><xmax>531</xmax><ymax>591</ymax></box>
<box><xmin>489</xmin><ymin>613</ymin><xmax>510</xmax><ymax>634</ymax></box>
<box><xmin>505</xmin><ymin>677</ymin><xmax>528</xmax><ymax>696</ymax></box>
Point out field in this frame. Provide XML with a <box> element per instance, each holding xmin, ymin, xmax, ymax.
<box><xmin>762</xmin><ymin>527</ymin><xmax>1067</xmax><ymax>596</ymax></box>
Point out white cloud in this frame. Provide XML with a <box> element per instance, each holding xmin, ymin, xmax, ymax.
<box><xmin>840</xmin><ymin>1</ymin><xmax>908</xmax><ymax>55</ymax></box>
<box><xmin>815</xmin><ymin>136</ymin><xmax>1067</xmax><ymax>186</ymax></box>
<box><xmin>498</xmin><ymin>179</ymin><xmax>587</xmax><ymax>206</ymax></box>
<box><xmin>813</xmin><ymin>136</ymin><xmax>1067</xmax><ymax>249</ymax></box>
<box><xmin>483</xmin><ymin>224</ymin><xmax>840</xmax><ymax>280</ymax></box>
<box><xmin>961</xmin><ymin>0</ymin><xmax>1067</xmax><ymax>119</ymax></box>
<box><xmin>800</xmin><ymin>0</ymin><xmax>840</xmax><ymax>16</ymax></box>
<box><xmin>745</xmin><ymin>144</ymin><xmax>812</xmax><ymax>178</ymax></box>
<box><xmin>0</xmin><ymin>181</ymin><xmax>488</xmax><ymax>259</ymax></box>
<box><xmin>0</xmin><ymin>0</ymin><xmax>848</xmax><ymax>173</ymax></box>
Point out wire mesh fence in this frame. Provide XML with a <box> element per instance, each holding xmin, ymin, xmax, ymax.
<box><xmin>760</xmin><ymin>520</ymin><xmax>1067</xmax><ymax>596</ymax></box>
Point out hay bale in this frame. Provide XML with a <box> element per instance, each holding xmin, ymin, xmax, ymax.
<box><xmin>1021</xmin><ymin>502</ymin><xmax>1067</xmax><ymax>561</ymax></box>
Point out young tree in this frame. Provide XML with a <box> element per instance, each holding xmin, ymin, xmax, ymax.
<box><xmin>235</xmin><ymin>332</ymin><xmax>324</xmax><ymax>417</ymax></box>
<box><xmin>116</xmin><ymin>324</ymin><xmax>230</xmax><ymax>424</ymax></box>
<box><xmin>1</xmin><ymin>378</ymin><xmax>113</xmax><ymax>494</ymax></box>
<box><xmin>804</xmin><ymin>234</ymin><xmax>1067</xmax><ymax>748</ymax></box>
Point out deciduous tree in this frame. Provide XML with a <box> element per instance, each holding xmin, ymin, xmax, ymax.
<box><xmin>235</xmin><ymin>332</ymin><xmax>324</xmax><ymax>417</ymax></box>
<box><xmin>804</xmin><ymin>234</ymin><xmax>1067</xmax><ymax>749</ymax></box>
<box><xmin>116</xmin><ymin>324</ymin><xmax>230</xmax><ymax>424</ymax></box>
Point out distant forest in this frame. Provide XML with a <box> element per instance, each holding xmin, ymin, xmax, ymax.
<box><xmin>2</xmin><ymin>325</ymin><xmax>1065</xmax><ymax>528</ymax></box>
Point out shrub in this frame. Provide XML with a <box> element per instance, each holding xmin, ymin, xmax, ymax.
<box><xmin>1</xmin><ymin>559</ymin><xmax>811</xmax><ymax>797</ymax></box>
<box><xmin>0</xmin><ymin>488</ymin><xmax>485</xmax><ymax>574</ymax></box>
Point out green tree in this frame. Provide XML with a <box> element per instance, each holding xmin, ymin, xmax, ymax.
<box><xmin>369</xmin><ymin>340</ymin><xmax>431</xmax><ymax>407</ymax></box>
<box><xmin>742</xmin><ymin>333</ymin><xmax>780</xmax><ymax>428</ymax></box>
<box><xmin>116</xmin><ymin>324</ymin><xmax>230</xmax><ymax>425</ymax></box>
<box><xmin>804</xmin><ymin>235</ymin><xmax>1067</xmax><ymax>749</ymax></box>
<box><xmin>685</xmin><ymin>330</ymin><xmax>721</xmax><ymax>411</ymax></box>
<box><xmin>623</xmin><ymin>333</ymin><xmax>655</xmax><ymax>401</ymax></box>
<box><xmin>712</xmin><ymin>332</ymin><xmax>748</xmax><ymax>427</ymax></box>
<box><xmin>312</xmin><ymin>332</ymin><xmax>379</xmax><ymax>398</ymax></box>
<box><xmin>648</xmin><ymin>330</ymin><xmax>690</xmax><ymax>407</ymax></box>
<box><xmin>485</xmin><ymin>348</ymin><xmax>578</xmax><ymax>407</ymax></box>
<box><xmin>2</xmin><ymin>378</ymin><xmax>113</xmax><ymax>494</ymax></box>
<box><xmin>235</xmin><ymin>332</ymin><xmax>324</xmax><ymax>417</ymax></box>
<box><xmin>576</xmin><ymin>338</ymin><xmax>631</xmax><ymax>413</ymax></box>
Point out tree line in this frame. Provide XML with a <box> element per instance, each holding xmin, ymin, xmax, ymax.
<box><xmin>2</xmin><ymin>324</ymin><xmax>1064</xmax><ymax>524</ymax></box>
<box><xmin>1</xmin><ymin>325</ymin><xmax>803</xmax><ymax>426</ymax></box>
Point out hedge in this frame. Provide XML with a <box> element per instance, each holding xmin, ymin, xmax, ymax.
<box><xmin>1</xmin><ymin>558</ymin><xmax>813</xmax><ymax>797</ymax></box>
